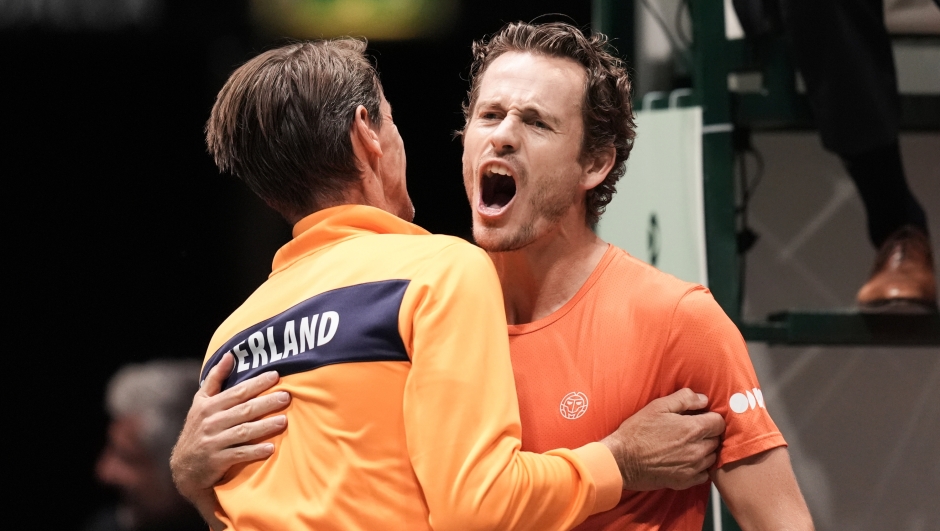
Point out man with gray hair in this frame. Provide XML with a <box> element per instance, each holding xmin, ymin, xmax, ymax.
<box><xmin>85</xmin><ymin>360</ymin><xmax>205</xmax><ymax>531</ymax></box>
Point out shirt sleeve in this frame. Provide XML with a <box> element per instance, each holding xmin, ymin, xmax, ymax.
<box><xmin>399</xmin><ymin>243</ymin><xmax>622</xmax><ymax>531</ymax></box>
<box><xmin>660</xmin><ymin>286</ymin><xmax>787</xmax><ymax>469</ymax></box>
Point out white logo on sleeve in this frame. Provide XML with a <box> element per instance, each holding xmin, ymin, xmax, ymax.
<box><xmin>729</xmin><ymin>388</ymin><xmax>765</xmax><ymax>414</ymax></box>
<box><xmin>559</xmin><ymin>392</ymin><xmax>589</xmax><ymax>419</ymax></box>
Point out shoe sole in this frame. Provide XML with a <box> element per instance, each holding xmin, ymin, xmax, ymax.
<box><xmin>859</xmin><ymin>298</ymin><xmax>939</xmax><ymax>315</ymax></box>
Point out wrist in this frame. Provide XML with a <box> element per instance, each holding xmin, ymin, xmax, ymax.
<box><xmin>173</xmin><ymin>480</ymin><xmax>201</xmax><ymax>504</ymax></box>
<box><xmin>602</xmin><ymin>433</ymin><xmax>640</xmax><ymax>489</ymax></box>
<box><xmin>189</xmin><ymin>488</ymin><xmax>227</xmax><ymax>531</ymax></box>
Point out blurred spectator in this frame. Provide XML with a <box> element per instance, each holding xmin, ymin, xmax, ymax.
<box><xmin>83</xmin><ymin>360</ymin><xmax>204</xmax><ymax>531</ymax></box>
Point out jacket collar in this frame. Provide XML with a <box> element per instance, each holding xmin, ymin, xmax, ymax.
<box><xmin>270</xmin><ymin>205</ymin><xmax>429</xmax><ymax>276</ymax></box>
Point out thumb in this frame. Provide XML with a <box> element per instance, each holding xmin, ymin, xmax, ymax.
<box><xmin>200</xmin><ymin>353</ymin><xmax>234</xmax><ymax>397</ymax></box>
<box><xmin>657</xmin><ymin>388</ymin><xmax>708</xmax><ymax>414</ymax></box>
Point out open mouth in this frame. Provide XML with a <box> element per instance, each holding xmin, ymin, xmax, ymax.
<box><xmin>480</xmin><ymin>166</ymin><xmax>516</xmax><ymax>213</ymax></box>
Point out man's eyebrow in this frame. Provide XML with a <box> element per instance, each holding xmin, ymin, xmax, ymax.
<box><xmin>473</xmin><ymin>99</ymin><xmax>563</xmax><ymax>128</ymax></box>
<box><xmin>474</xmin><ymin>98</ymin><xmax>503</xmax><ymax>109</ymax></box>
<box><xmin>520</xmin><ymin>106</ymin><xmax>560</xmax><ymax>127</ymax></box>
<box><xmin>475</xmin><ymin>100</ymin><xmax>556</xmax><ymax>119</ymax></box>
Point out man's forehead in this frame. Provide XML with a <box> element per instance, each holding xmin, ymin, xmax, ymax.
<box><xmin>487</xmin><ymin>51</ymin><xmax>584</xmax><ymax>78</ymax></box>
<box><xmin>476</xmin><ymin>52</ymin><xmax>585</xmax><ymax>107</ymax></box>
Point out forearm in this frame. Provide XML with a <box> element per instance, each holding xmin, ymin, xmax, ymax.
<box><xmin>713</xmin><ymin>447</ymin><xmax>814</xmax><ymax>531</ymax></box>
<box><xmin>187</xmin><ymin>488</ymin><xmax>228</xmax><ymax>531</ymax></box>
<box><xmin>168</xmin><ymin>355</ymin><xmax>286</xmax><ymax>531</ymax></box>
<box><xmin>410</xmin><ymin>432</ymin><xmax>619</xmax><ymax>530</ymax></box>
<box><xmin>405</xmin><ymin>345</ymin><xmax>619</xmax><ymax>529</ymax></box>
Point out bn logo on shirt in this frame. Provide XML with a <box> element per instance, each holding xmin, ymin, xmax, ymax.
<box><xmin>559</xmin><ymin>391</ymin><xmax>589</xmax><ymax>420</ymax></box>
<box><xmin>729</xmin><ymin>388</ymin><xmax>765</xmax><ymax>414</ymax></box>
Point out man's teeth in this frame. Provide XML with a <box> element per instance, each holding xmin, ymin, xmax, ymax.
<box><xmin>489</xmin><ymin>166</ymin><xmax>511</xmax><ymax>176</ymax></box>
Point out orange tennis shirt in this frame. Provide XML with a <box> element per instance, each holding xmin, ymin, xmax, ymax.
<box><xmin>200</xmin><ymin>206</ymin><xmax>622</xmax><ymax>531</ymax></box>
<box><xmin>509</xmin><ymin>245</ymin><xmax>786</xmax><ymax>531</ymax></box>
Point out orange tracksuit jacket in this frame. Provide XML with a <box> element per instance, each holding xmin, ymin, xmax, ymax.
<box><xmin>200</xmin><ymin>205</ymin><xmax>622</xmax><ymax>531</ymax></box>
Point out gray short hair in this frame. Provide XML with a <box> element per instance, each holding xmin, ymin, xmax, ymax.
<box><xmin>105</xmin><ymin>359</ymin><xmax>202</xmax><ymax>463</ymax></box>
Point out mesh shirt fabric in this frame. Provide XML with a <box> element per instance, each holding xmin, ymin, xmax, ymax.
<box><xmin>508</xmin><ymin>245</ymin><xmax>786</xmax><ymax>531</ymax></box>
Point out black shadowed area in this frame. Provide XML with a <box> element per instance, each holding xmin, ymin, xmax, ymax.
<box><xmin>482</xmin><ymin>172</ymin><xmax>517</xmax><ymax>208</ymax></box>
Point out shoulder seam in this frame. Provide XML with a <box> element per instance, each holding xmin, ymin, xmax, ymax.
<box><xmin>654</xmin><ymin>285</ymin><xmax>703</xmax><ymax>393</ymax></box>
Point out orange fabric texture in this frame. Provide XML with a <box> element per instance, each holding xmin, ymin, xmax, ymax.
<box><xmin>509</xmin><ymin>245</ymin><xmax>786</xmax><ymax>531</ymax></box>
<box><xmin>204</xmin><ymin>205</ymin><xmax>621</xmax><ymax>531</ymax></box>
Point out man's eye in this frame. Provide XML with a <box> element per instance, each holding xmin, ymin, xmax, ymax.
<box><xmin>534</xmin><ymin>121</ymin><xmax>548</xmax><ymax>129</ymax></box>
<box><xmin>481</xmin><ymin>112</ymin><xmax>499</xmax><ymax>120</ymax></box>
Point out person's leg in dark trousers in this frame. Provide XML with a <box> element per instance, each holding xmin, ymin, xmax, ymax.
<box><xmin>783</xmin><ymin>0</ymin><xmax>936</xmax><ymax>309</ymax></box>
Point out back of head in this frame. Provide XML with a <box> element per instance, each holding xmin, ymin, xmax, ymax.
<box><xmin>207</xmin><ymin>40</ymin><xmax>384</xmax><ymax>222</ymax></box>
<box><xmin>463</xmin><ymin>22</ymin><xmax>636</xmax><ymax>225</ymax></box>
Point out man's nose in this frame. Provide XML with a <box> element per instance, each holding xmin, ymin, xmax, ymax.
<box><xmin>489</xmin><ymin>116</ymin><xmax>520</xmax><ymax>155</ymax></box>
<box><xmin>96</xmin><ymin>448</ymin><xmax>132</xmax><ymax>488</ymax></box>
<box><xmin>96</xmin><ymin>449</ymin><xmax>118</xmax><ymax>485</ymax></box>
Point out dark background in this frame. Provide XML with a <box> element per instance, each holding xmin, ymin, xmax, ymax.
<box><xmin>1</xmin><ymin>0</ymin><xmax>591</xmax><ymax>527</ymax></box>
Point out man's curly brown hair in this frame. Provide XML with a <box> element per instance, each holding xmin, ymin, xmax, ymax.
<box><xmin>462</xmin><ymin>22</ymin><xmax>636</xmax><ymax>226</ymax></box>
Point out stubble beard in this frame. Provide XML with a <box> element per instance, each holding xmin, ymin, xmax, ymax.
<box><xmin>474</xmin><ymin>222</ymin><xmax>537</xmax><ymax>253</ymax></box>
<box><xmin>473</xmin><ymin>172</ymin><xmax>578</xmax><ymax>254</ymax></box>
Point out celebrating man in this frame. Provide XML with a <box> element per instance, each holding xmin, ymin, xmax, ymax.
<box><xmin>172</xmin><ymin>23</ymin><xmax>813</xmax><ymax>530</ymax></box>
<box><xmin>171</xmin><ymin>36</ymin><xmax>724</xmax><ymax>531</ymax></box>
<box><xmin>456</xmin><ymin>22</ymin><xmax>811</xmax><ymax>530</ymax></box>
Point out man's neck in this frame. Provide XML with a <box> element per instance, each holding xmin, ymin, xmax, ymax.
<box><xmin>488</xmin><ymin>216</ymin><xmax>608</xmax><ymax>325</ymax></box>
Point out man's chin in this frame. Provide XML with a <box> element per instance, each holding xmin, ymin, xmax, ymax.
<box><xmin>473</xmin><ymin>225</ymin><xmax>534</xmax><ymax>253</ymax></box>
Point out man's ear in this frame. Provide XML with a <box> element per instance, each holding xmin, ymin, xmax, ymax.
<box><xmin>349</xmin><ymin>105</ymin><xmax>383</xmax><ymax>174</ymax></box>
<box><xmin>581</xmin><ymin>145</ymin><xmax>617</xmax><ymax>190</ymax></box>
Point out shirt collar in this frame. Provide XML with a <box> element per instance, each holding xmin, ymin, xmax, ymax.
<box><xmin>270</xmin><ymin>205</ymin><xmax>429</xmax><ymax>276</ymax></box>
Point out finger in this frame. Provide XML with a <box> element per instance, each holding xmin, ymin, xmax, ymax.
<box><xmin>680</xmin><ymin>470</ymin><xmax>711</xmax><ymax>489</ymax></box>
<box><xmin>671</xmin><ymin>459</ymin><xmax>715</xmax><ymax>490</ymax></box>
<box><xmin>692</xmin><ymin>450</ymin><xmax>718</xmax><ymax>473</ymax></box>
<box><xmin>217</xmin><ymin>442</ymin><xmax>277</xmax><ymax>469</ymax></box>
<box><xmin>210</xmin><ymin>370</ymin><xmax>281</xmax><ymax>413</ymax></box>
<box><xmin>216</xmin><ymin>415</ymin><xmax>288</xmax><ymax>448</ymax></box>
<box><xmin>657</xmin><ymin>388</ymin><xmax>709</xmax><ymax>414</ymax></box>
<box><xmin>699</xmin><ymin>435</ymin><xmax>721</xmax><ymax>455</ymax></box>
<box><xmin>693</xmin><ymin>412</ymin><xmax>726</xmax><ymax>438</ymax></box>
<box><xmin>679</xmin><ymin>435</ymin><xmax>721</xmax><ymax>464</ymax></box>
<box><xmin>200</xmin><ymin>353</ymin><xmax>235</xmax><ymax>397</ymax></box>
<box><xmin>216</xmin><ymin>392</ymin><xmax>291</xmax><ymax>430</ymax></box>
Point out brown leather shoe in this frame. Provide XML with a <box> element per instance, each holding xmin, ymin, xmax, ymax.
<box><xmin>857</xmin><ymin>226</ymin><xmax>938</xmax><ymax>313</ymax></box>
